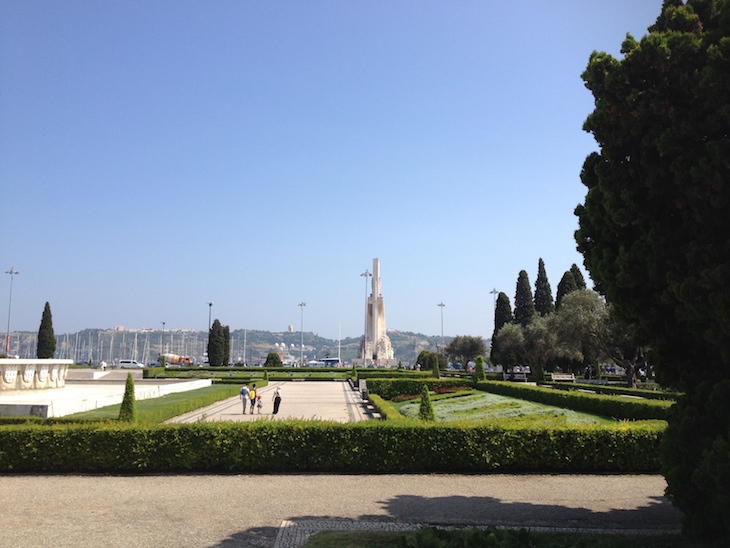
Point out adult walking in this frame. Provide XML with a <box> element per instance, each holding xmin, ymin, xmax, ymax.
<box><xmin>240</xmin><ymin>383</ymin><xmax>251</xmax><ymax>414</ymax></box>
<box><xmin>272</xmin><ymin>386</ymin><xmax>282</xmax><ymax>414</ymax></box>
<box><xmin>249</xmin><ymin>383</ymin><xmax>257</xmax><ymax>414</ymax></box>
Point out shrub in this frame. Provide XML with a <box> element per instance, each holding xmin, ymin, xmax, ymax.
<box><xmin>118</xmin><ymin>373</ymin><xmax>137</xmax><ymax>422</ymax></box>
<box><xmin>418</xmin><ymin>386</ymin><xmax>435</xmax><ymax>421</ymax></box>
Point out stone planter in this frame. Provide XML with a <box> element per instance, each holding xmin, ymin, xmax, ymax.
<box><xmin>0</xmin><ymin>359</ymin><xmax>72</xmax><ymax>390</ymax></box>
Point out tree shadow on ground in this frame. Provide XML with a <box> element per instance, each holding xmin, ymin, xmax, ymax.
<box><xmin>210</xmin><ymin>492</ymin><xmax>683</xmax><ymax>547</ymax></box>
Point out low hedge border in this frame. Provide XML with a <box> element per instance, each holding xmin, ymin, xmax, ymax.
<box><xmin>540</xmin><ymin>382</ymin><xmax>680</xmax><ymax>401</ymax></box>
<box><xmin>366</xmin><ymin>378</ymin><xmax>472</xmax><ymax>400</ymax></box>
<box><xmin>478</xmin><ymin>381</ymin><xmax>673</xmax><ymax>420</ymax></box>
<box><xmin>0</xmin><ymin>420</ymin><xmax>663</xmax><ymax>474</ymax></box>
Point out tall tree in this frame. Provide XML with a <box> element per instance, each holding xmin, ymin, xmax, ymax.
<box><xmin>513</xmin><ymin>270</ymin><xmax>536</xmax><ymax>327</ymax></box>
<box><xmin>570</xmin><ymin>264</ymin><xmax>587</xmax><ymax>290</ymax></box>
<box><xmin>444</xmin><ymin>335</ymin><xmax>486</xmax><ymax>371</ymax></box>
<box><xmin>490</xmin><ymin>292</ymin><xmax>513</xmax><ymax>364</ymax></box>
<box><xmin>555</xmin><ymin>270</ymin><xmax>578</xmax><ymax>310</ymax></box>
<box><xmin>36</xmin><ymin>302</ymin><xmax>56</xmax><ymax>359</ymax></box>
<box><xmin>207</xmin><ymin>319</ymin><xmax>226</xmax><ymax>366</ymax></box>
<box><xmin>533</xmin><ymin>258</ymin><xmax>555</xmax><ymax>317</ymax></box>
<box><xmin>263</xmin><ymin>352</ymin><xmax>283</xmax><ymax>368</ymax></box>
<box><xmin>576</xmin><ymin>0</ymin><xmax>730</xmax><ymax>540</ymax></box>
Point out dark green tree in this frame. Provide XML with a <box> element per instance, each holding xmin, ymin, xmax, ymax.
<box><xmin>36</xmin><ymin>302</ymin><xmax>56</xmax><ymax>359</ymax></box>
<box><xmin>418</xmin><ymin>385</ymin><xmax>436</xmax><ymax>421</ymax></box>
<box><xmin>444</xmin><ymin>335</ymin><xmax>486</xmax><ymax>371</ymax></box>
<box><xmin>223</xmin><ymin>324</ymin><xmax>230</xmax><ymax>366</ymax></box>
<box><xmin>513</xmin><ymin>270</ymin><xmax>536</xmax><ymax>327</ymax></box>
<box><xmin>118</xmin><ymin>373</ymin><xmax>137</xmax><ymax>422</ymax></box>
<box><xmin>533</xmin><ymin>258</ymin><xmax>555</xmax><ymax>317</ymax></box>
<box><xmin>490</xmin><ymin>292</ymin><xmax>513</xmax><ymax>364</ymax></box>
<box><xmin>576</xmin><ymin>1</ymin><xmax>730</xmax><ymax>540</ymax></box>
<box><xmin>264</xmin><ymin>351</ymin><xmax>283</xmax><ymax>368</ymax></box>
<box><xmin>570</xmin><ymin>264</ymin><xmax>587</xmax><ymax>290</ymax></box>
<box><xmin>555</xmin><ymin>270</ymin><xmax>578</xmax><ymax>310</ymax></box>
<box><xmin>207</xmin><ymin>319</ymin><xmax>226</xmax><ymax>366</ymax></box>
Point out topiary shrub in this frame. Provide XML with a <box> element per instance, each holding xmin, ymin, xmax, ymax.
<box><xmin>418</xmin><ymin>385</ymin><xmax>435</xmax><ymax>421</ymax></box>
<box><xmin>475</xmin><ymin>355</ymin><xmax>486</xmax><ymax>382</ymax></box>
<box><xmin>118</xmin><ymin>373</ymin><xmax>137</xmax><ymax>422</ymax></box>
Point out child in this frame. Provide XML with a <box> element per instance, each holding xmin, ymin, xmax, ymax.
<box><xmin>256</xmin><ymin>394</ymin><xmax>263</xmax><ymax>414</ymax></box>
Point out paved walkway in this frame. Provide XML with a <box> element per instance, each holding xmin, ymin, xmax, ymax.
<box><xmin>0</xmin><ymin>474</ymin><xmax>682</xmax><ymax>547</ymax></box>
<box><xmin>169</xmin><ymin>380</ymin><xmax>370</xmax><ymax>424</ymax></box>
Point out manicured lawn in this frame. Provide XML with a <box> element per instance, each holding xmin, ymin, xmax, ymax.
<box><xmin>393</xmin><ymin>389</ymin><xmax>616</xmax><ymax>426</ymax></box>
<box><xmin>64</xmin><ymin>384</ymin><xmax>238</xmax><ymax>420</ymax></box>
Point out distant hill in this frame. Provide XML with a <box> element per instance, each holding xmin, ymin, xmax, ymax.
<box><xmin>6</xmin><ymin>328</ymin><xmax>485</xmax><ymax>366</ymax></box>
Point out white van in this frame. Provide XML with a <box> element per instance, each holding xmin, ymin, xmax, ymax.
<box><xmin>119</xmin><ymin>360</ymin><xmax>145</xmax><ymax>369</ymax></box>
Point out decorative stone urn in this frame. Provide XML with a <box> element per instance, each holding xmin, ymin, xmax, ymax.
<box><xmin>0</xmin><ymin>359</ymin><xmax>72</xmax><ymax>390</ymax></box>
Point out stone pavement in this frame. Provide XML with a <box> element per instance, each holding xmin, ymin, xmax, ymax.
<box><xmin>168</xmin><ymin>380</ymin><xmax>371</xmax><ymax>424</ymax></box>
<box><xmin>0</xmin><ymin>380</ymin><xmax>684</xmax><ymax>547</ymax></box>
<box><xmin>0</xmin><ymin>474</ymin><xmax>682</xmax><ymax>547</ymax></box>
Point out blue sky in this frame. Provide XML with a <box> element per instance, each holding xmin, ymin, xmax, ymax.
<box><xmin>1</xmin><ymin>0</ymin><xmax>662</xmax><ymax>341</ymax></box>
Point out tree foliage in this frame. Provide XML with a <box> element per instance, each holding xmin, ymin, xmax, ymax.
<box><xmin>533</xmin><ymin>258</ymin><xmax>555</xmax><ymax>317</ymax></box>
<box><xmin>36</xmin><ymin>302</ymin><xmax>56</xmax><ymax>359</ymax></box>
<box><xmin>474</xmin><ymin>355</ymin><xmax>486</xmax><ymax>381</ymax></box>
<box><xmin>570</xmin><ymin>264</ymin><xmax>587</xmax><ymax>290</ymax></box>
<box><xmin>207</xmin><ymin>319</ymin><xmax>229</xmax><ymax>366</ymax></box>
<box><xmin>490</xmin><ymin>292</ymin><xmax>513</xmax><ymax>364</ymax></box>
<box><xmin>264</xmin><ymin>352</ymin><xmax>283</xmax><ymax>368</ymax></box>
<box><xmin>555</xmin><ymin>270</ymin><xmax>578</xmax><ymax>310</ymax></box>
<box><xmin>513</xmin><ymin>270</ymin><xmax>536</xmax><ymax>327</ymax></box>
<box><xmin>576</xmin><ymin>0</ymin><xmax>730</xmax><ymax>540</ymax></box>
<box><xmin>444</xmin><ymin>335</ymin><xmax>486</xmax><ymax>371</ymax></box>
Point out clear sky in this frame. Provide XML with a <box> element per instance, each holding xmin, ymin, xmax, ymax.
<box><xmin>1</xmin><ymin>0</ymin><xmax>662</xmax><ymax>341</ymax></box>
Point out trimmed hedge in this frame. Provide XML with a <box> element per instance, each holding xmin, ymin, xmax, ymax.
<box><xmin>478</xmin><ymin>381</ymin><xmax>673</xmax><ymax>420</ymax></box>
<box><xmin>0</xmin><ymin>419</ymin><xmax>663</xmax><ymax>474</ymax></box>
<box><xmin>367</xmin><ymin>378</ymin><xmax>474</xmax><ymax>400</ymax></box>
<box><xmin>541</xmin><ymin>382</ymin><xmax>680</xmax><ymax>401</ymax></box>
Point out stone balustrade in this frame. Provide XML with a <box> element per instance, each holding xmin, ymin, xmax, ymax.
<box><xmin>0</xmin><ymin>359</ymin><xmax>72</xmax><ymax>390</ymax></box>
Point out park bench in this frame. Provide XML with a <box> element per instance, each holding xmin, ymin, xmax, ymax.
<box><xmin>549</xmin><ymin>373</ymin><xmax>576</xmax><ymax>382</ymax></box>
<box><xmin>503</xmin><ymin>372</ymin><xmax>527</xmax><ymax>382</ymax></box>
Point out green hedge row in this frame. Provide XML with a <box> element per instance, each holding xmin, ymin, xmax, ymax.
<box><xmin>478</xmin><ymin>381</ymin><xmax>673</xmax><ymax>420</ymax></box>
<box><xmin>541</xmin><ymin>382</ymin><xmax>680</xmax><ymax>401</ymax></box>
<box><xmin>367</xmin><ymin>394</ymin><xmax>408</xmax><ymax>422</ymax></box>
<box><xmin>0</xmin><ymin>420</ymin><xmax>663</xmax><ymax>474</ymax></box>
<box><xmin>366</xmin><ymin>378</ymin><xmax>474</xmax><ymax>400</ymax></box>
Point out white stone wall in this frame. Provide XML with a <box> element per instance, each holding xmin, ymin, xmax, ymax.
<box><xmin>0</xmin><ymin>359</ymin><xmax>71</xmax><ymax>390</ymax></box>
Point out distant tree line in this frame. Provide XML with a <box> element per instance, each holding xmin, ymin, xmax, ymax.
<box><xmin>490</xmin><ymin>259</ymin><xmax>645</xmax><ymax>387</ymax></box>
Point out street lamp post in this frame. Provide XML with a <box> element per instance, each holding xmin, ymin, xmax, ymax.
<box><xmin>489</xmin><ymin>288</ymin><xmax>498</xmax><ymax>333</ymax></box>
<box><xmin>437</xmin><ymin>302</ymin><xmax>445</xmax><ymax>354</ymax></box>
<box><xmin>206</xmin><ymin>302</ymin><xmax>213</xmax><ymax>362</ymax></box>
<box><xmin>298</xmin><ymin>302</ymin><xmax>306</xmax><ymax>367</ymax></box>
<box><xmin>360</xmin><ymin>269</ymin><xmax>371</xmax><ymax>366</ymax></box>
<box><xmin>161</xmin><ymin>322</ymin><xmax>166</xmax><ymax>358</ymax></box>
<box><xmin>4</xmin><ymin>267</ymin><xmax>19</xmax><ymax>356</ymax></box>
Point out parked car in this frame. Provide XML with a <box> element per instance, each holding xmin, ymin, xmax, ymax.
<box><xmin>119</xmin><ymin>360</ymin><xmax>145</xmax><ymax>369</ymax></box>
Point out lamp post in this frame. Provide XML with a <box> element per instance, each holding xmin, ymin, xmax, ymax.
<box><xmin>489</xmin><ymin>288</ymin><xmax>498</xmax><ymax>333</ymax></box>
<box><xmin>161</xmin><ymin>321</ymin><xmax>166</xmax><ymax>358</ymax></box>
<box><xmin>206</xmin><ymin>302</ymin><xmax>213</xmax><ymax>362</ymax></box>
<box><xmin>298</xmin><ymin>302</ymin><xmax>306</xmax><ymax>366</ymax></box>
<box><xmin>4</xmin><ymin>267</ymin><xmax>19</xmax><ymax>355</ymax></box>
<box><xmin>360</xmin><ymin>269</ymin><xmax>371</xmax><ymax>366</ymax></box>
<box><xmin>437</xmin><ymin>302</ymin><xmax>445</xmax><ymax>354</ymax></box>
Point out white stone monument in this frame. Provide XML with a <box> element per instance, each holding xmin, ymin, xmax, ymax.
<box><xmin>0</xmin><ymin>358</ymin><xmax>71</xmax><ymax>391</ymax></box>
<box><xmin>362</xmin><ymin>258</ymin><xmax>395</xmax><ymax>365</ymax></box>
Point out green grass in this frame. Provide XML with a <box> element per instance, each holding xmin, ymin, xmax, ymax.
<box><xmin>64</xmin><ymin>384</ymin><xmax>239</xmax><ymax>421</ymax></box>
<box><xmin>394</xmin><ymin>389</ymin><xmax>616</xmax><ymax>426</ymax></box>
<box><xmin>304</xmin><ymin>527</ymin><xmax>706</xmax><ymax>548</ymax></box>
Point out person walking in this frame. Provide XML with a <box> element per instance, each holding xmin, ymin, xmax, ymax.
<box><xmin>240</xmin><ymin>383</ymin><xmax>250</xmax><ymax>414</ymax></box>
<box><xmin>272</xmin><ymin>386</ymin><xmax>282</xmax><ymax>414</ymax></box>
<box><xmin>249</xmin><ymin>383</ymin><xmax>257</xmax><ymax>414</ymax></box>
<box><xmin>256</xmin><ymin>395</ymin><xmax>263</xmax><ymax>414</ymax></box>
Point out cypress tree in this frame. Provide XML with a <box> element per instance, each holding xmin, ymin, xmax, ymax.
<box><xmin>418</xmin><ymin>385</ymin><xmax>436</xmax><ymax>421</ymax></box>
<box><xmin>556</xmin><ymin>271</ymin><xmax>578</xmax><ymax>310</ymax></box>
<box><xmin>514</xmin><ymin>270</ymin><xmax>536</xmax><ymax>327</ymax></box>
<box><xmin>570</xmin><ymin>264</ymin><xmax>587</xmax><ymax>290</ymax></box>
<box><xmin>534</xmin><ymin>258</ymin><xmax>555</xmax><ymax>316</ymax></box>
<box><xmin>36</xmin><ymin>302</ymin><xmax>56</xmax><ymax>359</ymax></box>
<box><xmin>207</xmin><ymin>319</ymin><xmax>226</xmax><ymax>366</ymax></box>
<box><xmin>118</xmin><ymin>373</ymin><xmax>137</xmax><ymax>422</ymax></box>
<box><xmin>490</xmin><ymin>292</ymin><xmax>513</xmax><ymax>364</ymax></box>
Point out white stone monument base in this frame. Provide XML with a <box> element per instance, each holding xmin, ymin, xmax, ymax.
<box><xmin>0</xmin><ymin>359</ymin><xmax>72</xmax><ymax>391</ymax></box>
